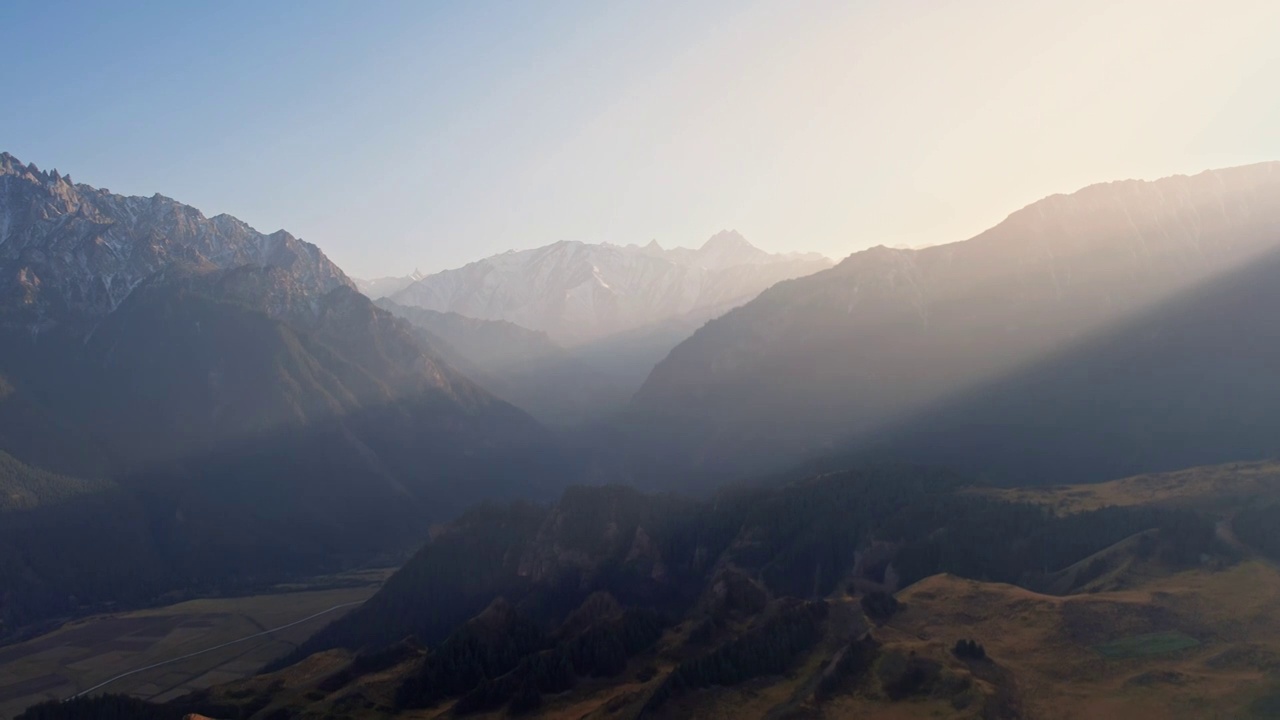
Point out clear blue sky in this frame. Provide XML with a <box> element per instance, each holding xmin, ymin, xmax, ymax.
<box><xmin>4</xmin><ymin>0</ymin><xmax>1279</xmax><ymax>278</ymax></box>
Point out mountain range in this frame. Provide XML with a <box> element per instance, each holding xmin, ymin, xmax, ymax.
<box><xmin>13</xmin><ymin>152</ymin><xmax>1280</xmax><ymax>719</ymax></box>
<box><xmin>365</xmin><ymin>233</ymin><xmax>830</xmax><ymax>424</ymax></box>
<box><xmin>624</xmin><ymin>162</ymin><xmax>1280</xmax><ymax>487</ymax></box>
<box><xmin>386</xmin><ymin>232</ymin><xmax>831</xmax><ymax>346</ymax></box>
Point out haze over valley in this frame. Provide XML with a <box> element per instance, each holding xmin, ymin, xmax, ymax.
<box><xmin>5</xmin><ymin>1</ymin><xmax>1280</xmax><ymax>719</ymax></box>
<box><xmin>365</xmin><ymin>232</ymin><xmax>830</xmax><ymax>424</ymax></box>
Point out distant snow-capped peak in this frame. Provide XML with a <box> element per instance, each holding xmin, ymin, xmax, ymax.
<box><xmin>390</xmin><ymin>232</ymin><xmax>832</xmax><ymax>345</ymax></box>
<box><xmin>355</xmin><ymin>270</ymin><xmax>426</xmax><ymax>299</ymax></box>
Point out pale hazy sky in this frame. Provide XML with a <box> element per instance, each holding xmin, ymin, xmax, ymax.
<box><xmin>3</xmin><ymin>0</ymin><xmax>1278</xmax><ymax>277</ymax></box>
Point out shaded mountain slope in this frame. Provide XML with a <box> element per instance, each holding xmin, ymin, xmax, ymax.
<box><xmin>0</xmin><ymin>450</ymin><xmax>110</xmax><ymax>512</ymax></box>
<box><xmin>0</xmin><ymin>266</ymin><xmax>564</xmax><ymax>636</ymax></box>
<box><xmin>0</xmin><ymin>153</ymin><xmax>567</xmax><ymax>636</ymax></box>
<box><xmin>856</xmin><ymin>241</ymin><xmax>1280</xmax><ymax>484</ymax></box>
<box><xmin>627</xmin><ymin>162</ymin><xmax>1280</xmax><ymax>487</ymax></box>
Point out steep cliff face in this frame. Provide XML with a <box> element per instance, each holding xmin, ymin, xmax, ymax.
<box><xmin>628</xmin><ymin>163</ymin><xmax>1280</xmax><ymax>484</ymax></box>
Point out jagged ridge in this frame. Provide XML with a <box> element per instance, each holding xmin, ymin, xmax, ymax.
<box><xmin>390</xmin><ymin>231</ymin><xmax>832</xmax><ymax>345</ymax></box>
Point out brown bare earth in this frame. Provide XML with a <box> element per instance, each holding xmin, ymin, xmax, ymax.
<box><xmin>0</xmin><ymin>569</ymin><xmax>390</xmax><ymax>718</ymax></box>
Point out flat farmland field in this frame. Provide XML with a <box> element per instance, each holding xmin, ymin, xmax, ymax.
<box><xmin>0</xmin><ymin>569</ymin><xmax>391</xmax><ymax>718</ymax></box>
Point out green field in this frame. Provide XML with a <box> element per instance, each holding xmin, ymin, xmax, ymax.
<box><xmin>1094</xmin><ymin>631</ymin><xmax>1201</xmax><ymax>659</ymax></box>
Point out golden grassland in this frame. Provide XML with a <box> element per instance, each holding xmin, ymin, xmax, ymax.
<box><xmin>0</xmin><ymin>569</ymin><xmax>391</xmax><ymax>719</ymax></box>
<box><xmin>883</xmin><ymin>561</ymin><xmax>1280</xmax><ymax>720</ymax></box>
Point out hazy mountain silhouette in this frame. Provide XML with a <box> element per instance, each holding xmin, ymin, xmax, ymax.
<box><xmin>374</xmin><ymin>298</ymin><xmax>622</xmax><ymax>426</ymax></box>
<box><xmin>356</xmin><ymin>270</ymin><xmax>425</xmax><ymax>299</ymax></box>
<box><xmin>379</xmin><ymin>294</ymin><xmax>749</xmax><ymax>426</ymax></box>
<box><xmin>627</xmin><ymin>162</ymin><xmax>1280</xmax><ymax>487</ymax></box>
<box><xmin>390</xmin><ymin>232</ymin><xmax>831</xmax><ymax>346</ymax></box>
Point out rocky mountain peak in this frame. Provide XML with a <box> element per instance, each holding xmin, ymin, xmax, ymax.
<box><xmin>681</xmin><ymin>229</ymin><xmax>772</xmax><ymax>270</ymax></box>
<box><xmin>0</xmin><ymin>154</ymin><xmax>72</xmax><ymax>189</ymax></box>
<box><xmin>0</xmin><ymin>153</ymin><xmax>32</xmax><ymax>179</ymax></box>
<box><xmin>700</xmin><ymin>229</ymin><xmax>751</xmax><ymax>251</ymax></box>
<box><xmin>0</xmin><ymin>151</ymin><xmax>354</xmax><ymax>329</ymax></box>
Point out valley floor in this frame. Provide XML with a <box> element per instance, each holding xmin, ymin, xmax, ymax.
<box><xmin>0</xmin><ymin>569</ymin><xmax>391</xmax><ymax>718</ymax></box>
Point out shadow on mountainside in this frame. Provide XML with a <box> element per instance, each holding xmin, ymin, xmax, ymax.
<box><xmin>0</xmin><ymin>282</ymin><xmax>575</xmax><ymax>640</ymax></box>
<box><xmin>802</xmin><ymin>240</ymin><xmax>1280</xmax><ymax>487</ymax></box>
